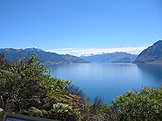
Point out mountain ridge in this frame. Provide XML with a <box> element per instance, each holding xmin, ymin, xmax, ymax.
<box><xmin>133</xmin><ymin>40</ymin><xmax>162</xmax><ymax>64</ymax></box>
<box><xmin>81</xmin><ymin>52</ymin><xmax>137</xmax><ymax>63</ymax></box>
<box><xmin>0</xmin><ymin>48</ymin><xmax>89</xmax><ymax>65</ymax></box>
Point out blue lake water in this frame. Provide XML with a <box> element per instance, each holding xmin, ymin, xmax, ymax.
<box><xmin>48</xmin><ymin>63</ymin><xmax>162</xmax><ymax>104</ymax></box>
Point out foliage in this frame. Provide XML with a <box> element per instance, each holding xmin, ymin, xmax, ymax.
<box><xmin>49</xmin><ymin>103</ymin><xmax>81</xmax><ymax>121</ymax></box>
<box><xmin>80</xmin><ymin>97</ymin><xmax>117</xmax><ymax>121</ymax></box>
<box><xmin>0</xmin><ymin>55</ymin><xmax>86</xmax><ymax>120</ymax></box>
<box><xmin>1</xmin><ymin>55</ymin><xmax>162</xmax><ymax>121</ymax></box>
<box><xmin>67</xmin><ymin>84</ymin><xmax>87</xmax><ymax>103</ymax></box>
<box><xmin>0</xmin><ymin>55</ymin><xmax>10</xmax><ymax>69</ymax></box>
<box><xmin>22</xmin><ymin>107</ymin><xmax>45</xmax><ymax>117</ymax></box>
<box><xmin>0</xmin><ymin>56</ymin><xmax>49</xmax><ymax>112</ymax></box>
<box><xmin>112</xmin><ymin>88</ymin><xmax>162</xmax><ymax>121</ymax></box>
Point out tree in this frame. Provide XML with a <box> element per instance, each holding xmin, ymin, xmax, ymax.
<box><xmin>0</xmin><ymin>56</ymin><xmax>49</xmax><ymax>112</ymax></box>
<box><xmin>0</xmin><ymin>56</ymin><xmax>82</xmax><ymax>120</ymax></box>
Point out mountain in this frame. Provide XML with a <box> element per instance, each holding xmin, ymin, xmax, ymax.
<box><xmin>81</xmin><ymin>52</ymin><xmax>137</xmax><ymax>63</ymax></box>
<box><xmin>0</xmin><ymin>48</ymin><xmax>89</xmax><ymax>65</ymax></box>
<box><xmin>133</xmin><ymin>40</ymin><xmax>162</xmax><ymax>64</ymax></box>
<box><xmin>112</xmin><ymin>57</ymin><xmax>132</xmax><ymax>63</ymax></box>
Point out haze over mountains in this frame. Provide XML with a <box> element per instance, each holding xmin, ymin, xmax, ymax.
<box><xmin>1</xmin><ymin>40</ymin><xmax>162</xmax><ymax>65</ymax></box>
<box><xmin>81</xmin><ymin>52</ymin><xmax>137</xmax><ymax>63</ymax></box>
<box><xmin>0</xmin><ymin>48</ymin><xmax>138</xmax><ymax>64</ymax></box>
<box><xmin>81</xmin><ymin>40</ymin><xmax>162</xmax><ymax>64</ymax></box>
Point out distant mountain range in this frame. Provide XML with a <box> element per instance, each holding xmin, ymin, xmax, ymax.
<box><xmin>0</xmin><ymin>48</ymin><xmax>89</xmax><ymax>65</ymax></box>
<box><xmin>81</xmin><ymin>52</ymin><xmax>137</xmax><ymax>63</ymax></box>
<box><xmin>133</xmin><ymin>40</ymin><xmax>162</xmax><ymax>64</ymax></box>
<box><xmin>1</xmin><ymin>40</ymin><xmax>162</xmax><ymax>65</ymax></box>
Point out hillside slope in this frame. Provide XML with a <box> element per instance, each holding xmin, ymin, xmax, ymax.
<box><xmin>0</xmin><ymin>48</ymin><xmax>89</xmax><ymax>65</ymax></box>
<box><xmin>133</xmin><ymin>40</ymin><xmax>162</xmax><ymax>64</ymax></box>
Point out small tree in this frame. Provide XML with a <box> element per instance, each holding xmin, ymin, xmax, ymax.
<box><xmin>1</xmin><ymin>56</ymin><xmax>49</xmax><ymax>112</ymax></box>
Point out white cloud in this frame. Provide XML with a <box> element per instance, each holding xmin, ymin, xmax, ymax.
<box><xmin>47</xmin><ymin>46</ymin><xmax>148</xmax><ymax>57</ymax></box>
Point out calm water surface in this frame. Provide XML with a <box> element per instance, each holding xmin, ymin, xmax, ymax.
<box><xmin>48</xmin><ymin>63</ymin><xmax>162</xmax><ymax>103</ymax></box>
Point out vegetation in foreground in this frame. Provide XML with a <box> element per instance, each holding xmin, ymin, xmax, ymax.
<box><xmin>0</xmin><ymin>55</ymin><xmax>162</xmax><ymax>121</ymax></box>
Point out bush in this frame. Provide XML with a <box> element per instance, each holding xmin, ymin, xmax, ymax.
<box><xmin>112</xmin><ymin>87</ymin><xmax>162</xmax><ymax>121</ymax></box>
<box><xmin>49</xmin><ymin>103</ymin><xmax>81</xmax><ymax>121</ymax></box>
<box><xmin>22</xmin><ymin>107</ymin><xmax>43</xmax><ymax>117</ymax></box>
<box><xmin>22</xmin><ymin>107</ymin><xmax>48</xmax><ymax>118</ymax></box>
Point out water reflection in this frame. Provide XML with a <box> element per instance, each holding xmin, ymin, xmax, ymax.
<box><xmin>49</xmin><ymin>63</ymin><xmax>162</xmax><ymax>103</ymax></box>
<box><xmin>136</xmin><ymin>64</ymin><xmax>162</xmax><ymax>86</ymax></box>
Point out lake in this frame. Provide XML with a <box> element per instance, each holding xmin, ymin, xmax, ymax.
<box><xmin>48</xmin><ymin>63</ymin><xmax>162</xmax><ymax>104</ymax></box>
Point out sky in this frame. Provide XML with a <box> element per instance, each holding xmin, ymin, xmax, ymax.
<box><xmin>0</xmin><ymin>0</ymin><xmax>162</xmax><ymax>56</ymax></box>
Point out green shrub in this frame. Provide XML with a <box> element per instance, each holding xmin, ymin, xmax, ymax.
<box><xmin>49</xmin><ymin>103</ymin><xmax>81</xmax><ymax>121</ymax></box>
<box><xmin>22</xmin><ymin>107</ymin><xmax>49</xmax><ymax>118</ymax></box>
<box><xmin>112</xmin><ymin>87</ymin><xmax>162</xmax><ymax>121</ymax></box>
<box><xmin>22</xmin><ymin>107</ymin><xmax>43</xmax><ymax>117</ymax></box>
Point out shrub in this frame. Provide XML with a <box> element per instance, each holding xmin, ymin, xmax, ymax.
<box><xmin>22</xmin><ymin>107</ymin><xmax>43</xmax><ymax>117</ymax></box>
<box><xmin>112</xmin><ymin>87</ymin><xmax>162</xmax><ymax>121</ymax></box>
<box><xmin>49</xmin><ymin>103</ymin><xmax>81</xmax><ymax>121</ymax></box>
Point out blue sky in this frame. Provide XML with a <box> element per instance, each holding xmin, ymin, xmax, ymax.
<box><xmin>0</xmin><ymin>0</ymin><xmax>162</xmax><ymax>56</ymax></box>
